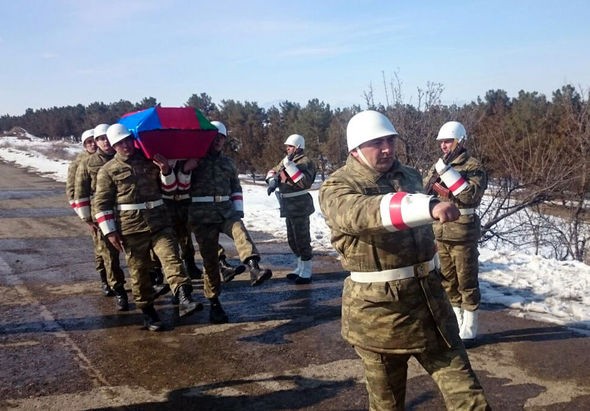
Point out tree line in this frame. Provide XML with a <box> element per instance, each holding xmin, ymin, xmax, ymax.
<box><xmin>1</xmin><ymin>83</ymin><xmax>588</xmax><ymax>262</ymax></box>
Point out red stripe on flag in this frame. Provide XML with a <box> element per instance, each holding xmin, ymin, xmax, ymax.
<box><xmin>390</xmin><ymin>192</ymin><xmax>410</xmax><ymax>231</ymax></box>
<box><xmin>449</xmin><ymin>178</ymin><xmax>466</xmax><ymax>192</ymax></box>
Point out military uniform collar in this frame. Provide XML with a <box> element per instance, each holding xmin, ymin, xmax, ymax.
<box><xmin>347</xmin><ymin>156</ymin><xmax>401</xmax><ymax>183</ymax></box>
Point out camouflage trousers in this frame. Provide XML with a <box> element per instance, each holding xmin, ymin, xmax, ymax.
<box><xmin>121</xmin><ymin>227</ymin><xmax>192</xmax><ymax>309</ymax></box>
<box><xmin>165</xmin><ymin>201</ymin><xmax>196</xmax><ymax>261</ymax></box>
<box><xmin>437</xmin><ymin>241</ymin><xmax>481</xmax><ymax>311</ymax></box>
<box><xmin>92</xmin><ymin>227</ymin><xmax>125</xmax><ymax>288</ymax></box>
<box><xmin>90</xmin><ymin>228</ymin><xmax>107</xmax><ymax>283</ymax></box>
<box><xmin>285</xmin><ymin>215</ymin><xmax>312</xmax><ymax>261</ymax></box>
<box><xmin>192</xmin><ymin>219</ymin><xmax>258</xmax><ymax>299</ymax></box>
<box><xmin>354</xmin><ymin>345</ymin><xmax>489</xmax><ymax>411</ymax></box>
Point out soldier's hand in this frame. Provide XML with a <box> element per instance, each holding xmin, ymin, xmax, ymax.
<box><xmin>107</xmin><ymin>232</ymin><xmax>125</xmax><ymax>253</ymax></box>
<box><xmin>152</xmin><ymin>154</ymin><xmax>170</xmax><ymax>175</ymax></box>
<box><xmin>431</xmin><ymin>202</ymin><xmax>460</xmax><ymax>223</ymax></box>
<box><xmin>183</xmin><ymin>158</ymin><xmax>200</xmax><ymax>173</ymax></box>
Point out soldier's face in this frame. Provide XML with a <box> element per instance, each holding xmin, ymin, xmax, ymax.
<box><xmin>439</xmin><ymin>138</ymin><xmax>456</xmax><ymax>156</ymax></box>
<box><xmin>113</xmin><ymin>136</ymin><xmax>135</xmax><ymax>157</ymax></box>
<box><xmin>285</xmin><ymin>145</ymin><xmax>297</xmax><ymax>156</ymax></box>
<box><xmin>84</xmin><ymin>139</ymin><xmax>97</xmax><ymax>154</ymax></box>
<box><xmin>95</xmin><ymin>136</ymin><xmax>115</xmax><ymax>154</ymax></box>
<box><xmin>355</xmin><ymin>135</ymin><xmax>396</xmax><ymax>173</ymax></box>
<box><xmin>211</xmin><ymin>134</ymin><xmax>226</xmax><ymax>153</ymax></box>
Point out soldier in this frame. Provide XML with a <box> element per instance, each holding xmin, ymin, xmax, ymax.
<box><xmin>160</xmin><ymin>160</ymin><xmax>244</xmax><ymax>283</ymax></box>
<box><xmin>265</xmin><ymin>134</ymin><xmax>316</xmax><ymax>284</ymax></box>
<box><xmin>74</xmin><ymin>124</ymin><xmax>127</xmax><ymax>310</ymax></box>
<box><xmin>423</xmin><ymin>121</ymin><xmax>488</xmax><ymax>347</ymax></box>
<box><xmin>319</xmin><ymin>111</ymin><xmax>489</xmax><ymax>410</ymax></box>
<box><xmin>93</xmin><ymin>124</ymin><xmax>203</xmax><ymax>331</ymax></box>
<box><xmin>66</xmin><ymin>129</ymin><xmax>112</xmax><ymax>297</ymax></box>
<box><xmin>183</xmin><ymin>120</ymin><xmax>272</xmax><ymax>324</ymax></box>
<box><xmin>66</xmin><ymin>129</ymin><xmax>96</xmax><ymax>211</ymax></box>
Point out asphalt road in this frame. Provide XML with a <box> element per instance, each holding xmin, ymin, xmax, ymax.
<box><xmin>1</xmin><ymin>160</ymin><xmax>589</xmax><ymax>410</ymax></box>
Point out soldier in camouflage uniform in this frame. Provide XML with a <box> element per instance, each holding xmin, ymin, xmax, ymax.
<box><xmin>319</xmin><ymin>111</ymin><xmax>489</xmax><ymax>411</ymax></box>
<box><xmin>65</xmin><ymin>129</ymin><xmax>111</xmax><ymax>296</ymax></box>
<box><xmin>74</xmin><ymin>124</ymin><xmax>127</xmax><ymax>309</ymax></box>
<box><xmin>423</xmin><ymin>121</ymin><xmax>488</xmax><ymax>347</ymax></box>
<box><xmin>93</xmin><ymin>124</ymin><xmax>203</xmax><ymax>331</ymax></box>
<box><xmin>265</xmin><ymin>134</ymin><xmax>316</xmax><ymax>284</ymax></box>
<box><xmin>161</xmin><ymin>159</ymin><xmax>245</xmax><ymax>283</ymax></box>
<box><xmin>184</xmin><ymin>121</ymin><xmax>272</xmax><ymax>324</ymax></box>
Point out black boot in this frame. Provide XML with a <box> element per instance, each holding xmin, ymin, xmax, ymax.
<box><xmin>219</xmin><ymin>257</ymin><xmax>246</xmax><ymax>283</ymax></box>
<box><xmin>209</xmin><ymin>297</ymin><xmax>228</xmax><ymax>324</ymax></box>
<box><xmin>184</xmin><ymin>258</ymin><xmax>203</xmax><ymax>280</ymax></box>
<box><xmin>113</xmin><ymin>285</ymin><xmax>129</xmax><ymax>312</ymax></box>
<box><xmin>246</xmin><ymin>258</ymin><xmax>272</xmax><ymax>287</ymax></box>
<box><xmin>141</xmin><ymin>305</ymin><xmax>162</xmax><ymax>331</ymax></box>
<box><xmin>176</xmin><ymin>284</ymin><xmax>203</xmax><ymax>318</ymax></box>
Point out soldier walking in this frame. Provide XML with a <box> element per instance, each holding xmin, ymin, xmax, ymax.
<box><xmin>74</xmin><ymin>124</ymin><xmax>127</xmax><ymax>310</ymax></box>
<box><xmin>66</xmin><ymin>129</ymin><xmax>112</xmax><ymax>296</ymax></box>
<box><xmin>423</xmin><ymin>121</ymin><xmax>488</xmax><ymax>347</ymax></box>
<box><xmin>184</xmin><ymin>120</ymin><xmax>272</xmax><ymax>324</ymax></box>
<box><xmin>319</xmin><ymin>111</ymin><xmax>490</xmax><ymax>410</ymax></box>
<box><xmin>93</xmin><ymin>124</ymin><xmax>203</xmax><ymax>331</ymax></box>
<box><xmin>266</xmin><ymin>134</ymin><xmax>316</xmax><ymax>284</ymax></box>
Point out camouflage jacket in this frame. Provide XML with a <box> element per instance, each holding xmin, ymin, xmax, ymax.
<box><xmin>93</xmin><ymin>151</ymin><xmax>176</xmax><ymax>236</ymax></box>
<box><xmin>319</xmin><ymin>156</ymin><xmax>459</xmax><ymax>353</ymax></box>
<box><xmin>73</xmin><ymin>149</ymin><xmax>115</xmax><ymax>223</ymax></box>
<box><xmin>65</xmin><ymin>151</ymin><xmax>91</xmax><ymax>209</ymax></box>
<box><xmin>184</xmin><ymin>151</ymin><xmax>243</xmax><ymax>225</ymax></box>
<box><xmin>267</xmin><ymin>152</ymin><xmax>316</xmax><ymax>217</ymax></box>
<box><xmin>423</xmin><ymin>151</ymin><xmax>487</xmax><ymax>242</ymax></box>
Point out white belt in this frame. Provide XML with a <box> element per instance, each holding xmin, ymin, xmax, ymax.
<box><xmin>459</xmin><ymin>208</ymin><xmax>475</xmax><ymax>215</ymax></box>
<box><xmin>350</xmin><ymin>258</ymin><xmax>437</xmax><ymax>283</ymax></box>
<box><xmin>117</xmin><ymin>199</ymin><xmax>164</xmax><ymax>211</ymax></box>
<box><xmin>162</xmin><ymin>194</ymin><xmax>191</xmax><ymax>201</ymax></box>
<box><xmin>280</xmin><ymin>190</ymin><xmax>309</xmax><ymax>198</ymax></box>
<box><xmin>192</xmin><ymin>195</ymin><xmax>230</xmax><ymax>203</ymax></box>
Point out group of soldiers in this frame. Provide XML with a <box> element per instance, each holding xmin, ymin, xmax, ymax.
<box><xmin>66</xmin><ymin>111</ymin><xmax>489</xmax><ymax>409</ymax></box>
<box><xmin>66</xmin><ymin>121</ymin><xmax>275</xmax><ymax>330</ymax></box>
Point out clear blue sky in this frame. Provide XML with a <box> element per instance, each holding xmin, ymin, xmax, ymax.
<box><xmin>2</xmin><ymin>0</ymin><xmax>590</xmax><ymax>116</ymax></box>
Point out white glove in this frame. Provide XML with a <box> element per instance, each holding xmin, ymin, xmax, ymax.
<box><xmin>435</xmin><ymin>158</ymin><xmax>450</xmax><ymax>175</ymax></box>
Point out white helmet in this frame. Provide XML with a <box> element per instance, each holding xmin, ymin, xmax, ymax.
<box><xmin>346</xmin><ymin>110</ymin><xmax>398</xmax><ymax>152</ymax></box>
<box><xmin>210</xmin><ymin>121</ymin><xmax>227</xmax><ymax>137</ymax></box>
<box><xmin>436</xmin><ymin>121</ymin><xmax>467</xmax><ymax>142</ymax></box>
<box><xmin>106</xmin><ymin>123</ymin><xmax>132</xmax><ymax>146</ymax></box>
<box><xmin>284</xmin><ymin>134</ymin><xmax>305</xmax><ymax>149</ymax></box>
<box><xmin>81</xmin><ymin>129</ymin><xmax>94</xmax><ymax>143</ymax></box>
<box><xmin>93</xmin><ymin>123</ymin><xmax>109</xmax><ymax>138</ymax></box>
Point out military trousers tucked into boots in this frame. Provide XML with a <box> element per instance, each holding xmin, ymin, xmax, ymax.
<box><xmin>192</xmin><ymin>219</ymin><xmax>259</xmax><ymax>299</ymax></box>
<box><xmin>437</xmin><ymin>241</ymin><xmax>481</xmax><ymax>311</ymax></box>
<box><xmin>354</xmin><ymin>345</ymin><xmax>489</xmax><ymax>411</ymax></box>
<box><xmin>90</xmin><ymin>227</ymin><xmax>108</xmax><ymax>283</ymax></box>
<box><xmin>122</xmin><ymin>227</ymin><xmax>192</xmax><ymax>309</ymax></box>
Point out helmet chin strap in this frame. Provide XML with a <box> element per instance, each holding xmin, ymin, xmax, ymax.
<box><xmin>354</xmin><ymin>148</ymin><xmax>375</xmax><ymax>171</ymax></box>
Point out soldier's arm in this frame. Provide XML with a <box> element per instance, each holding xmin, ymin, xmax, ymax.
<box><xmin>74</xmin><ymin>159</ymin><xmax>93</xmax><ymax>222</ymax></box>
<box><xmin>65</xmin><ymin>159</ymin><xmax>78</xmax><ymax>206</ymax></box>
<box><xmin>228</xmin><ymin>159</ymin><xmax>244</xmax><ymax>215</ymax></box>
<box><xmin>93</xmin><ymin>167</ymin><xmax>118</xmax><ymax>238</ymax></box>
<box><xmin>319</xmin><ymin>177</ymin><xmax>457</xmax><ymax>236</ymax></box>
<box><xmin>452</xmin><ymin>166</ymin><xmax>487</xmax><ymax>205</ymax></box>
